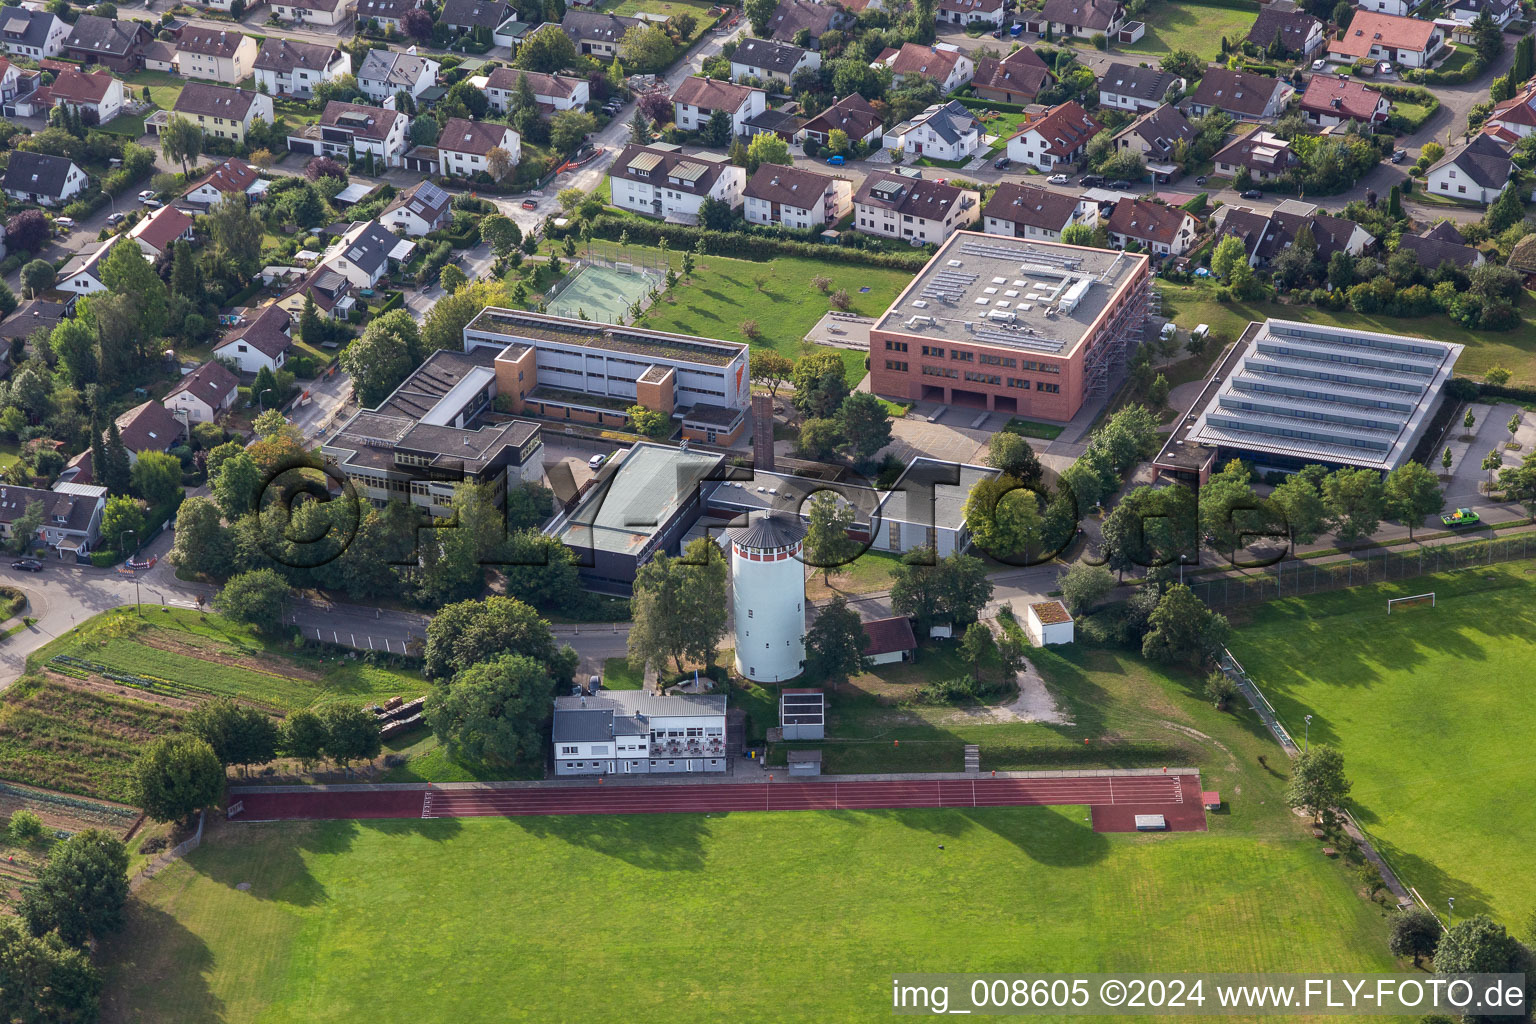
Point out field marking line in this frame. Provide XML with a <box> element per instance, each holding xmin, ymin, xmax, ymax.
<box><xmin>1108</xmin><ymin>776</ymin><xmax>1114</xmax><ymax>804</ymax></box>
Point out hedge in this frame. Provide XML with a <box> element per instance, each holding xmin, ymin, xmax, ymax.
<box><xmin>1470</xmin><ymin>379</ymin><xmax>1536</xmax><ymax>403</ymax></box>
<box><xmin>949</xmin><ymin>92</ymin><xmax>1031</xmax><ymax>115</ymax></box>
<box><xmin>1175</xmin><ymin>0</ymin><xmax>1261</xmax><ymax>9</ymax></box>
<box><xmin>550</xmin><ymin>216</ymin><xmax>933</xmax><ymax>270</ymax></box>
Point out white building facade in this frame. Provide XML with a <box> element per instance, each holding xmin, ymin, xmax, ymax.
<box><xmin>730</xmin><ymin>514</ymin><xmax>806</xmax><ymax>684</ymax></box>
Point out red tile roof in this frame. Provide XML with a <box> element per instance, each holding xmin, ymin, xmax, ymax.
<box><xmin>1013</xmin><ymin>100</ymin><xmax>1101</xmax><ymax>157</ymax></box>
<box><xmin>1329</xmin><ymin>11</ymin><xmax>1438</xmax><ymax>58</ymax></box>
<box><xmin>192</xmin><ymin>156</ymin><xmax>259</xmax><ymax>196</ymax></box>
<box><xmin>883</xmin><ymin>42</ymin><xmax>964</xmax><ymax>81</ymax></box>
<box><xmin>129</xmin><ymin>204</ymin><xmax>194</xmax><ymax>254</ymax></box>
<box><xmin>1300</xmin><ymin>74</ymin><xmax>1386</xmax><ymax>122</ymax></box>
<box><xmin>861</xmin><ymin>615</ymin><xmax>917</xmax><ymax>656</ymax></box>
<box><xmin>49</xmin><ymin>67</ymin><xmax>116</xmax><ymax>105</ymax></box>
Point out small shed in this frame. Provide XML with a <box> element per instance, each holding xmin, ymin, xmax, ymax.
<box><xmin>1202</xmin><ymin>791</ymin><xmax>1221</xmax><ymax>811</ymax></box>
<box><xmin>862</xmin><ymin>615</ymin><xmax>918</xmax><ymax>666</ymax></box>
<box><xmin>779</xmin><ymin>688</ymin><xmax>825</xmax><ymax>741</ymax></box>
<box><xmin>1024</xmin><ymin>600</ymin><xmax>1075</xmax><ymax>647</ymax></box>
<box><xmin>787</xmin><ymin>749</ymin><xmax>822</xmax><ymax>776</ymax></box>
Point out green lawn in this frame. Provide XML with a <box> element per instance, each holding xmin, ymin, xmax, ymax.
<box><xmin>40</xmin><ymin>608</ymin><xmax>426</xmax><ymax>712</ymax></box>
<box><xmin>804</xmin><ymin>548</ymin><xmax>906</xmax><ymax>602</ymax></box>
<box><xmin>630</xmin><ymin>245</ymin><xmax>911</xmax><ymax>383</ymax></box>
<box><xmin>109</xmin><ymin>71</ymin><xmax>188</xmax><ymax>137</ymax></box>
<box><xmin>1157</xmin><ymin>280</ymin><xmax>1536</xmax><ymax>384</ymax></box>
<box><xmin>597</xmin><ymin>0</ymin><xmax>718</xmax><ymax>44</ymax></box>
<box><xmin>1119</xmin><ymin>4</ymin><xmax>1259</xmax><ymax>61</ymax></box>
<box><xmin>1230</xmin><ymin>559</ymin><xmax>1536</xmax><ymax>926</ymax></box>
<box><xmin>601</xmin><ymin>656</ymin><xmax>645</xmax><ymax>689</ymax></box>
<box><xmin>102</xmin><ymin>805</ymin><xmax>1395</xmax><ymax>1023</ymax></box>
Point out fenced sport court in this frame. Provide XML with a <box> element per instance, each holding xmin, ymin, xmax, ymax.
<box><xmin>546</xmin><ymin>259</ymin><xmax>662</xmax><ymax>323</ymax></box>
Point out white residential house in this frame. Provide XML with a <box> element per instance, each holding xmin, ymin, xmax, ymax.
<box><xmin>380</xmin><ymin>179</ymin><xmax>453</xmax><ymax>236</ymax></box>
<box><xmin>0</xmin><ymin>9</ymin><xmax>68</xmax><ymax>60</ymax></box>
<box><xmin>1097</xmin><ymin>63</ymin><xmax>1183</xmax><ymax>113</ymax></box>
<box><xmin>608</xmin><ymin>143</ymin><xmax>746</xmax><ymax>224</ymax></box>
<box><xmin>436</xmin><ymin>117</ymin><xmax>521</xmax><ymax>180</ymax></box>
<box><xmin>185</xmin><ymin>157</ymin><xmax>265</xmax><ymax>205</ymax></box>
<box><xmin>320</xmin><ymin>219</ymin><xmax>408</xmax><ymax>290</ymax></box>
<box><xmin>162</xmin><ymin>361</ymin><xmax>240</xmax><ymax>425</ymax></box>
<box><xmin>552</xmin><ymin>691</ymin><xmax>728</xmax><ymax>777</ymax></box>
<box><xmin>356</xmin><ymin>49</ymin><xmax>439</xmax><ymax>104</ymax></box>
<box><xmin>212</xmin><ymin>303</ymin><xmax>292</xmax><ymax>374</ymax></box>
<box><xmin>1426</xmin><ymin>133</ymin><xmax>1514</xmax><ymax>205</ymax></box>
<box><xmin>173</xmin><ymin>29</ymin><xmax>259</xmax><ymax>83</ymax></box>
<box><xmin>1006</xmin><ymin>101</ymin><xmax>1102</xmax><ymax>171</ymax></box>
<box><xmin>47</xmin><ymin>68</ymin><xmax>125</xmax><ymax>126</ymax></box>
<box><xmin>269</xmin><ymin>0</ymin><xmax>352</xmax><ymax>26</ymax></box>
<box><xmin>884</xmin><ymin>100</ymin><xmax>983</xmax><ymax>162</ymax></box>
<box><xmin>128</xmin><ymin>204</ymin><xmax>196</xmax><ymax>258</ymax></box>
<box><xmin>252</xmin><ymin>38</ymin><xmax>350</xmax><ymax>99</ymax></box>
<box><xmin>728</xmin><ymin>37</ymin><xmax>820</xmax><ymax>88</ymax></box>
<box><xmin>483</xmin><ymin>68</ymin><xmax>590</xmax><ymax>114</ymax></box>
<box><xmin>288</xmin><ymin>101</ymin><xmax>410</xmax><ymax>168</ymax></box>
<box><xmin>2</xmin><ymin>151</ymin><xmax>86</xmax><ymax>207</ymax></box>
<box><xmin>743</xmin><ymin>164</ymin><xmax>851</xmax><ymax>229</ymax></box>
<box><xmin>876</xmin><ymin>42</ymin><xmax>975</xmax><ymax>95</ymax></box>
<box><xmin>936</xmin><ymin>0</ymin><xmax>1005</xmax><ymax>26</ymax></box>
<box><xmin>852</xmin><ymin>175</ymin><xmax>980</xmax><ymax>244</ymax></box>
<box><xmin>981</xmin><ymin>182</ymin><xmax>1086</xmax><ymax>240</ymax></box>
<box><xmin>671</xmin><ymin>76</ymin><xmax>767</xmax><ymax>136</ymax></box>
<box><xmin>55</xmin><ymin>243</ymin><xmax>113</xmax><ymax>296</ymax></box>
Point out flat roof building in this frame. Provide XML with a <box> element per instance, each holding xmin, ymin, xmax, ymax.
<box><xmin>321</xmin><ymin>345</ymin><xmax>544</xmax><ymax>518</ymax></box>
<box><xmin>868</xmin><ymin>231</ymin><xmax>1151</xmax><ymax>421</ymax></box>
<box><xmin>464</xmin><ymin>308</ymin><xmax>751</xmax><ymax>445</ymax></box>
<box><xmin>550</xmin><ymin>441</ymin><xmax>726</xmax><ymax>593</ymax></box>
<box><xmin>553</xmin><ymin>690</ymin><xmax>727</xmax><ymax>776</ymax></box>
<box><xmin>1153</xmin><ymin>319</ymin><xmax>1462</xmax><ymax>482</ymax></box>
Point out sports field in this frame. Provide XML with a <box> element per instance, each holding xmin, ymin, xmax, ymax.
<box><xmin>102</xmin><ymin>808</ymin><xmax>1394</xmax><ymax>1023</ymax></box>
<box><xmin>548</xmin><ymin>262</ymin><xmax>661</xmax><ymax>322</ymax></box>
<box><xmin>1231</xmin><ymin>560</ymin><xmax>1536</xmax><ymax>925</ymax></box>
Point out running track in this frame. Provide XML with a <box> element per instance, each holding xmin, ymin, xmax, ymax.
<box><xmin>231</xmin><ymin>774</ymin><xmax>1207</xmax><ymax>833</ymax></box>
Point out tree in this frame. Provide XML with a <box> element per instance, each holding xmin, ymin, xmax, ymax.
<box><xmin>1286</xmin><ymin>743</ymin><xmax>1351</xmax><ymax>826</ymax></box>
<box><xmin>626</xmin><ymin>403</ymin><xmax>670</xmax><ymax>437</ymax></box>
<box><xmin>1389</xmin><ymin>908</ymin><xmax>1442</xmax><ymax>966</ymax></box>
<box><xmin>750</xmin><ymin>351</ymin><xmax>794</xmax><ymax>397</ymax></box>
<box><xmin>211</xmin><ymin>449</ymin><xmax>261</xmax><ymax>520</ymax></box>
<box><xmin>698</xmin><ymin>195</ymin><xmax>734</xmax><ymax>230</ymax></box>
<box><xmin>1210</xmin><ymin>233</ymin><xmax>1248</xmax><ymax>281</ymax></box>
<box><xmin>159</xmin><ymin>114</ymin><xmax>202</xmax><ymax>177</ymax></box>
<box><xmin>890</xmin><ymin>550</ymin><xmax>994</xmax><ymax>634</ymax></box>
<box><xmin>1058</xmin><ymin>559</ymin><xmax>1114</xmax><ymax>615</ymax></box>
<box><xmin>1486</xmin><ymin>181</ymin><xmax>1526</xmax><ymax>234</ymax></box>
<box><xmin>628</xmin><ymin>108</ymin><xmax>653</xmax><ymax>143</ymax></box>
<box><xmin>129</xmin><ymin>450</ymin><xmax>181</xmax><ymax>509</ymax></box>
<box><xmin>702</xmin><ymin>107</ymin><xmax>734</xmax><ymax>148</ymax></box>
<box><xmin>1141</xmin><ymin>584</ymin><xmax>1228</xmax><ymax>666</ymax></box>
<box><xmin>0</xmin><ymin>918</ymin><xmax>100</xmax><ymax>1023</ymax></box>
<box><xmin>100</xmin><ymin>238</ymin><xmax>168</xmax><ymax>346</ymax></box>
<box><xmin>186</xmin><ymin>698</ymin><xmax>279</xmax><ymax>775</ymax></box>
<box><xmin>1464</xmin><ymin>408</ymin><xmax>1477</xmax><ymax>434</ymax></box>
<box><xmin>618</xmin><ymin>22</ymin><xmax>676</xmax><ymax>75</ymax></box>
<box><xmin>341</xmin><ymin>308</ymin><xmax>424</xmax><ymax>406</ymax></box>
<box><xmin>745</xmin><ymin>0</ymin><xmax>776</xmax><ymax>35</ymax></box>
<box><xmin>1382</xmin><ymin>461</ymin><xmax>1444</xmax><ymax>539</ymax></box>
<box><xmin>515</xmin><ymin>24</ymin><xmax>577</xmax><ymax>72</ymax></box>
<box><xmin>1270</xmin><ymin>468</ymin><xmax>1330</xmax><ymax>546</ymax></box>
<box><xmin>5</xmin><ymin>499</ymin><xmax>42</xmax><ymax>555</ymax></box>
<box><xmin>485</xmin><ymin>146</ymin><xmax>515</xmax><ymax>181</ymax></box>
<box><xmin>215</xmin><ymin>568</ymin><xmax>288</xmax><ymax>633</ymax></box>
<box><xmin>8</xmin><ymin>808</ymin><xmax>43</xmax><ymax>844</ymax></box>
<box><xmin>422</xmin><ymin>280</ymin><xmax>502</xmax><ymax>353</ymax></box>
<box><xmin>439</xmin><ymin>263</ymin><xmax>467</xmax><ymax>294</ymax></box>
<box><xmin>796</xmin><ymin>416</ymin><xmax>842</xmax><ymax>459</ymax></box>
<box><xmin>837</xmin><ymin>391</ymin><xmax>891</xmax><ymax>462</ymax></box>
<box><xmin>481</xmin><ymin>214</ymin><xmax>521</xmax><ymax>257</ymax></box>
<box><xmin>132</xmin><ymin>734</ymin><xmax>224</xmax><ymax>826</ymax></box>
<box><xmin>803</xmin><ymin>490</ymin><xmax>859</xmax><ymax>584</ymax></box>
<box><xmin>1322</xmin><ymin>467</ymin><xmax>1385</xmax><ymax>544</ymax></box>
<box><xmin>1443</xmin><ymin>446</ymin><xmax>1454</xmax><ymax>473</ymax></box>
<box><xmin>960</xmin><ymin>620</ymin><xmax>995</xmax><ymax>682</ymax></box>
<box><xmin>803</xmin><ymin>596</ymin><xmax>867</xmax><ymax>687</ymax></box>
<box><xmin>101</xmin><ymin>496</ymin><xmax>145</xmax><ymax>556</ymax></box>
<box><xmin>1506</xmin><ymin>412</ymin><xmax>1521</xmax><ymax>442</ymax></box>
<box><xmin>550</xmin><ymin>109</ymin><xmax>597</xmax><ymax>152</ymax></box>
<box><xmin>1203</xmin><ymin>669</ymin><xmax>1237</xmax><ymax>710</ymax></box>
<box><xmin>984</xmin><ymin>432</ymin><xmax>1041</xmax><ymax>485</ymax></box>
<box><xmin>426</xmin><ymin>653</ymin><xmax>556</xmax><ymax>767</ymax></box>
<box><xmin>208</xmin><ymin>193</ymin><xmax>263</xmax><ymax>284</ymax></box>
<box><xmin>19</xmin><ymin>258</ymin><xmax>54</xmax><ymax>298</ymax></box>
<box><xmin>402</xmin><ymin>5</ymin><xmax>433</xmax><ymax>37</ymax></box>
<box><xmin>1199</xmin><ymin>459</ymin><xmax>1269</xmax><ymax>561</ymax></box>
<box><xmin>746</xmin><ymin>131</ymin><xmax>790</xmax><ymax>172</ymax></box>
<box><xmin>7</xmin><ymin>209</ymin><xmax>49</xmax><ymax>255</ymax></box>
<box><xmin>1434</xmin><ymin>915</ymin><xmax>1534</xmax><ymax>1007</ymax></box>
<box><xmin>170</xmin><ymin>496</ymin><xmax>232</xmax><ymax>578</ymax></box>
<box><xmin>627</xmin><ymin>538</ymin><xmax>729</xmax><ymax>673</ymax></box>
<box><xmin>280</xmin><ymin>710</ymin><xmax>328</xmax><ymax>772</ymax></box>
<box><xmin>791</xmin><ymin>351</ymin><xmax>850</xmax><ymax>419</ymax></box>
<box><xmin>965</xmin><ymin>476</ymin><xmax>1043</xmax><ymax>561</ymax></box>
<box><xmin>423</xmin><ymin>595</ymin><xmax>573</xmax><ymax>681</ymax></box>
<box><xmin>318</xmin><ymin>703</ymin><xmax>381</xmax><ymax>770</ymax></box>
<box><xmin>17</xmin><ymin>829</ymin><xmax>127</xmax><ymax>948</ymax></box>
<box><xmin>1160</xmin><ymin>48</ymin><xmax>1202</xmax><ymax>79</ymax></box>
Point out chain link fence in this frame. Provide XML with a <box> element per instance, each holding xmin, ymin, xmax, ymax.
<box><xmin>1187</xmin><ymin>532</ymin><xmax>1536</xmax><ymax>610</ymax></box>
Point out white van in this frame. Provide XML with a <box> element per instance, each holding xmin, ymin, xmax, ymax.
<box><xmin>1191</xmin><ymin>323</ymin><xmax>1211</xmax><ymax>344</ymax></box>
<box><xmin>1159</xmin><ymin>322</ymin><xmax>1177</xmax><ymax>342</ymax></box>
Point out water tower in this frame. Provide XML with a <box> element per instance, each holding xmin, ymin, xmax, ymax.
<box><xmin>728</xmin><ymin>513</ymin><xmax>807</xmax><ymax>683</ymax></box>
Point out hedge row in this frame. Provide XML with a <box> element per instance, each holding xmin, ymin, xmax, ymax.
<box><xmin>554</xmin><ymin>216</ymin><xmax>933</xmax><ymax>270</ymax></box>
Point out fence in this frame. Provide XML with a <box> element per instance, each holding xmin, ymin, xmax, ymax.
<box><xmin>1186</xmin><ymin>532</ymin><xmax>1535</xmax><ymax>610</ymax></box>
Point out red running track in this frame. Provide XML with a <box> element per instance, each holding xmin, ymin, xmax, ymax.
<box><xmin>232</xmin><ymin>774</ymin><xmax>1206</xmax><ymax>832</ymax></box>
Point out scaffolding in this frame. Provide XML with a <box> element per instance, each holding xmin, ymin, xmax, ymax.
<box><xmin>1080</xmin><ymin>273</ymin><xmax>1150</xmax><ymax>397</ymax></box>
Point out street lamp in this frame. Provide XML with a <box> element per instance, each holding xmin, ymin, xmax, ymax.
<box><xmin>1179</xmin><ymin>553</ymin><xmax>1187</xmax><ymax>586</ymax></box>
<box><xmin>1304</xmin><ymin>713</ymin><xmax>1313</xmax><ymax>753</ymax></box>
<box><xmin>257</xmin><ymin>387</ymin><xmax>274</xmax><ymax>414</ymax></box>
<box><xmin>121</xmin><ymin>528</ymin><xmax>140</xmax><ymax>617</ymax></box>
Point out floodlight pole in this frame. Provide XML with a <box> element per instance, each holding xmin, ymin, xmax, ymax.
<box><xmin>121</xmin><ymin>529</ymin><xmax>140</xmax><ymax>617</ymax></box>
<box><xmin>1179</xmin><ymin>553</ymin><xmax>1186</xmax><ymax>586</ymax></box>
<box><xmin>1304</xmin><ymin>714</ymin><xmax>1312</xmax><ymax>753</ymax></box>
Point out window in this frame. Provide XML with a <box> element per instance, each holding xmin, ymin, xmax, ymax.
<box><xmin>885</xmin><ymin>360</ymin><xmax>908</xmax><ymax>371</ymax></box>
<box><xmin>1039</xmin><ymin>382</ymin><xmax>1061</xmax><ymax>394</ymax></box>
<box><xmin>560</xmin><ymin>746</ymin><xmax>577</xmax><ymax>755</ymax></box>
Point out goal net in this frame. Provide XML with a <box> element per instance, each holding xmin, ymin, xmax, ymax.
<box><xmin>614</xmin><ymin>261</ymin><xmax>635</xmax><ymax>275</ymax></box>
<box><xmin>1387</xmin><ymin>592</ymin><xmax>1436</xmax><ymax>614</ymax></box>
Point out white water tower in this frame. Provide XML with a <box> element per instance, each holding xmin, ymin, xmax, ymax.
<box><xmin>729</xmin><ymin>513</ymin><xmax>807</xmax><ymax>683</ymax></box>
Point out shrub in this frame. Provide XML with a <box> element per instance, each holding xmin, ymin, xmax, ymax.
<box><xmin>7</xmin><ymin>808</ymin><xmax>43</xmax><ymax>843</ymax></box>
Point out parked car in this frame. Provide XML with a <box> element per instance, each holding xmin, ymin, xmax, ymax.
<box><xmin>53</xmin><ymin>216</ymin><xmax>74</xmax><ymax>231</ymax></box>
<box><xmin>994</xmin><ymin>156</ymin><xmax>1011</xmax><ymax>169</ymax></box>
<box><xmin>1009</xmin><ymin>21</ymin><xmax>1023</xmax><ymax>34</ymax></box>
<box><xmin>137</xmin><ymin>189</ymin><xmax>156</xmax><ymax>202</ymax></box>
<box><xmin>10</xmin><ymin>559</ymin><xmax>42</xmax><ymax>572</ymax></box>
<box><xmin>588</xmin><ymin>453</ymin><xmax>607</xmax><ymax>470</ymax></box>
<box><xmin>1079</xmin><ymin>174</ymin><xmax>1104</xmax><ymax>187</ymax></box>
<box><xmin>1391</xmin><ymin>148</ymin><xmax>1407</xmax><ymax>164</ymax></box>
<box><xmin>1311</xmin><ymin>59</ymin><xmax>1327</xmax><ymax>71</ymax></box>
<box><xmin>1240</xmin><ymin>189</ymin><xmax>1263</xmax><ymax>199</ymax></box>
<box><xmin>1378</xmin><ymin>61</ymin><xmax>1393</xmax><ymax>75</ymax></box>
<box><xmin>106</xmin><ymin>211</ymin><xmax>125</xmax><ymax>225</ymax></box>
<box><xmin>142</xmin><ymin>198</ymin><xmax>162</xmax><ymax>209</ymax></box>
<box><xmin>1047</xmin><ymin>173</ymin><xmax>1069</xmax><ymax>184</ymax></box>
<box><xmin>1108</xmin><ymin>179</ymin><xmax>1130</xmax><ymax>190</ymax></box>
<box><xmin>1195</xmin><ymin>175</ymin><xmax>1208</xmax><ymax>186</ymax></box>
<box><xmin>826</xmin><ymin>154</ymin><xmax>845</xmax><ymax>166</ymax></box>
<box><xmin>521</xmin><ymin>198</ymin><xmax>537</xmax><ymax>210</ymax></box>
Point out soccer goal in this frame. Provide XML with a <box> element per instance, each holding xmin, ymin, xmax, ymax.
<box><xmin>1387</xmin><ymin>592</ymin><xmax>1436</xmax><ymax>614</ymax></box>
<box><xmin>614</xmin><ymin>261</ymin><xmax>635</xmax><ymax>276</ymax></box>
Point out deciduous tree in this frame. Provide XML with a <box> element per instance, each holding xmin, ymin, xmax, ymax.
<box><xmin>425</xmin><ymin>653</ymin><xmax>555</xmax><ymax>767</ymax></box>
<box><xmin>804</xmin><ymin>596</ymin><xmax>867</xmax><ymax>687</ymax></box>
<box><xmin>1285</xmin><ymin>743</ymin><xmax>1351</xmax><ymax>826</ymax></box>
<box><xmin>131</xmin><ymin>734</ymin><xmax>224</xmax><ymax>826</ymax></box>
<box><xmin>803</xmin><ymin>490</ymin><xmax>859</xmax><ymax>583</ymax></box>
<box><xmin>1382</xmin><ymin>460</ymin><xmax>1444</xmax><ymax>539</ymax></box>
<box><xmin>215</xmin><ymin>568</ymin><xmax>289</xmax><ymax>633</ymax></box>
